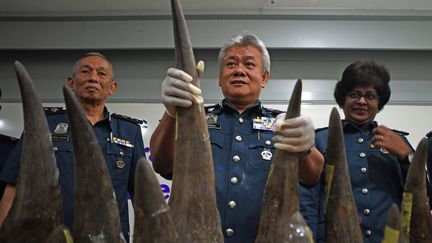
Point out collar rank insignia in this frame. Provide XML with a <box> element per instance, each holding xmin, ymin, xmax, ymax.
<box><xmin>112</xmin><ymin>136</ymin><xmax>134</xmax><ymax>148</ymax></box>
<box><xmin>253</xmin><ymin>116</ymin><xmax>276</xmax><ymax>131</ymax></box>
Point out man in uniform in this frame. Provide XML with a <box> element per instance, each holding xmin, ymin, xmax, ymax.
<box><xmin>0</xmin><ymin>52</ymin><xmax>146</xmax><ymax>241</ymax></box>
<box><xmin>0</xmin><ymin>89</ymin><xmax>18</xmax><ymax>198</ymax></box>
<box><xmin>150</xmin><ymin>32</ymin><xmax>324</xmax><ymax>242</ymax></box>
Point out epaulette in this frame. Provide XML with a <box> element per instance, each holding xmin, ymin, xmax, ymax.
<box><xmin>204</xmin><ymin>103</ymin><xmax>221</xmax><ymax>113</ymax></box>
<box><xmin>391</xmin><ymin>129</ymin><xmax>409</xmax><ymax>136</ymax></box>
<box><xmin>262</xmin><ymin>106</ymin><xmax>283</xmax><ymax>117</ymax></box>
<box><xmin>0</xmin><ymin>134</ymin><xmax>18</xmax><ymax>142</ymax></box>
<box><xmin>426</xmin><ymin>131</ymin><xmax>432</xmax><ymax>138</ymax></box>
<box><xmin>315</xmin><ymin>127</ymin><xmax>328</xmax><ymax>133</ymax></box>
<box><xmin>44</xmin><ymin>107</ymin><xmax>67</xmax><ymax>114</ymax></box>
<box><xmin>111</xmin><ymin>113</ymin><xmax>146</xmax><ymax>125</ymax></box>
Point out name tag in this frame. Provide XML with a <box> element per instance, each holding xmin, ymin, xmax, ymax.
<box><xmin>253</xmin><ymin>117</ymin><xmax>276</xmax><ymax>131</ymax></box>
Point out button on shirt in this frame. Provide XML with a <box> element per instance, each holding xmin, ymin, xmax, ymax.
<box><xmin>300</xmin><ymin>120</ymin><xmax>410</xmax><ymax>243</ymax></box>
<box><xmin>207</xmin><ymin>99</ymin><xmax>281</xmax><ymax>243</ymax></box>
<box><xmin>0</xmin><ymin>108</ymin><xmax>146</xmax><ymax>241</ymax></box>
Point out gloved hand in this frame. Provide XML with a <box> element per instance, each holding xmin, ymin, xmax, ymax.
<box><xmin>272</xmin><ymin>113</ymin><xmax>315</xmax><ymax>154</ymax></box>
<box><xmin>161</xmin><ymin>61</ymin><xmax>205</xmax><ymax>117</ymax></box>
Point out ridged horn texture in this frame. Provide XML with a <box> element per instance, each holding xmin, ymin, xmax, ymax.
<box><xmin>255</xmin><ymin>79</ymin><xmax>302</xmax><ymax>242</ymax></box>
<box><xmin>325</xmin><ymin>108</ymin><xmax>363</xmax><ymax>243</ymax></box>
<box><xmin>62</xmin><ymin>85</ymin><xmax>123</xmax><ymax>242</ymax></box>
<box><xmin>133</xmin><ymin>158</ymin><xmax>178</xmax><ymax>242</ymax></box>
<box><xmin>46</xmin><ymin>225</ymin><xmax>74</xmax><ymax>243</ymax></box>
<box><xmin>168</xmin><ymin>0</ymin><xmax>223</xmax><ymax>242</ymax></box>
<box><xmin>0</xmin><ymin>61</ymin><xmax>62</xmax><ymax>242</ymax></box>
<box><xmin>401</xmin><ymin>138</ymin><xmax>432</xmax><ymax>242</ymax></box>
<box><xmin>381</xmin><ymin>204</ymin><xmax>402</xmax><ymax>243</ymax></box>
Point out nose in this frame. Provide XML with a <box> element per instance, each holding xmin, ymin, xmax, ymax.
<box><xmin>233</xmin><ymin>64</ymin><xmax>246</xmax><ymax>77</ymax></box>
<box><xmin>357</xmin><ymin>95</ymin><xmax>367</xmax><ymax>104</ymax></box>
<box><xmin>88</xmin><ymin>71</ymin><xmax>99</xmax><ymax>83</ymax></box>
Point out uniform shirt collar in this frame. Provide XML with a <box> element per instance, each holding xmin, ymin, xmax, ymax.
<box><xmin>93</xmin><ymin>107</ymin><xmax>111</xmax><ymax>128</ymax></box>
<box><xmin>342</xmin><ymin>120</ymin><xmax>378</xmax><ymax>133</ymax></box>
<box><xmin>220</xmin><ymin>99</ymin><xmax>264</xmax><ymax>116</ymax></box>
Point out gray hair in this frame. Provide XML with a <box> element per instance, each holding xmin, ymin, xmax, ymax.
<box><xmin>217</xmin><ymin>32</ymin><xmax>270</xmax><ymax>73</ymax></box>
<box><xmin>72</xmin><ymin>52</ymin><xmax>115</xmax><ymax>79</ymax></box>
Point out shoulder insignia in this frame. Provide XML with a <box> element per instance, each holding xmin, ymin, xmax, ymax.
<box><xmin>391</xmin><ymin>129</ymin><xmax>409</xmax><ymax>136</ymax></box>
<box><xmin>315</xmin><ymin>127</ymin><xmax>329</xmax><ymax>133</ymax></box>
<box><xmin>426</xmin><ymin>131</ymin><xmax>432</xmax><ymax>138</ymax></box>
<box><xmin>111</xmin><ymin>113</ymin><xmax>146</xmax><ymax>125</ymax></box>
<box><xmin>262</xmin><ymin>106</ymin><xmax>283</xmax><ymax>118</ymax></box>
<box><xmin>205</xmin><ymin>103</ymin><xmax>221</xmax><ymax>114</ymax></box>
<box><xmin>44</xmin><ymin>107</ymin><xmax>67</xmax><ymax>114</ymax></box>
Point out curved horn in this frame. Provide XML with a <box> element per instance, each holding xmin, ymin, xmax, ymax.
<box><xmin>0</xmin><ymin>61</ymin><xmax>62</xmax><ymax>242</ymax></box>
<box><xmin>63</xmin><ymin>85</ymin><xmax>123</xmax><ymax>242</ymax></box>
<box><xmin>168</xmin><ymin>0</ymin><xmax>223</xmax><ymax>242</ymax></box>
<box><xmin>324</xmin><ymin>107</ymin><xmax>363</xmax><ymax>243</ymax></box>
<box><xmin>256</xmin><ymin>79</ymin><xmax>303</xmax><ymax>242</ymax></box>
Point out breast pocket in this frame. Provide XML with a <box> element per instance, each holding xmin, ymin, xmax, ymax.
<box><xmin>53</xmin><ymin>141</ymin><xmax>74</xmax><ymax>177</ymax></box>
<box><xmin>106</xmin><ymin>142</ymin><xmax>133</xmax><ymax>180</ymax></box>
<box><xmin>249</xmin><ymin>132</ymin><xmax>275</xmax><ymax>170</ymax></box>
<box><xmin>209</xmin><ymin>131</ymin><xmax>224</xmax><ymax>171</ymax></box>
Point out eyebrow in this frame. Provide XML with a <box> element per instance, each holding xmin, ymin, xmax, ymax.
<box><xmin>352</xmin><ymin>90</ymin><xmax>377</xmax><ymax>93</ymax></box>
<box><xmin>79</xmin><ymin>64</ymin><xmax>108</xmax><ymax>72</ymax></box>
<box><xmin>225</xmin><ymin>55</ymin><xmax>256</xmax><ymax>61</ymax></box>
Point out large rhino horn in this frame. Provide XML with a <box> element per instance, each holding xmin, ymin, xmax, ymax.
<box><xmin>381</xmin><ymin>204</ymin><xmax>402</xmax><ymax>243</ymax></box>
<box><xmin>255</xmin><ymin>79</ymin><xmax>303</xmax><ymax>242</ymax></box>
<box><xmin>168</xmin><ymin>0</ymin><xmax>223</xmax><ymax>242</ymax></box>
<box><xmin>401</xmin><ymin>138</ymin><xmax>432</xmax><ymax>242</ymax></box>
<box><xmin>133</xmin><ymin>158</ymin><xmax>178</xmax><ymax>242</ymax></box>
<box><xmin>0</xmin><ymin>61</ymin><xmax>62</xmax><ymax>242</ymax></box>
<box><xmin>62</xmin><ymin>85</ymin><xmax>124</xmax><ymax>242</ymax></box>
<box><xmin>324</xmin><ymin>108</ymin><xmax>363</xmax><ymax>243</ymax></box>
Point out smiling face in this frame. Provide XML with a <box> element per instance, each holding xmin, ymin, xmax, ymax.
<box><xmin>67</xmin><ymin>55</ymin><xmax>117</xmax><ymax>106</ymax></box>
<box><xmin>342</xmin><ymin>86</ymin><xmax>379</xmax><ymax>125</ymax></box>
<box><xmin>218</xmin><ymin>45</ymin><xmax>270</xmax><ymax>108</ymax></box>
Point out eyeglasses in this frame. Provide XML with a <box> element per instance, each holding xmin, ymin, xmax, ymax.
<box><xmin>346</xmin><ymin>91</ymin><xmax>379</xmax><ymax>101</ymax></box>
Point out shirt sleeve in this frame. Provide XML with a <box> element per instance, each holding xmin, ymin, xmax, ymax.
<box><xmin>0</xmin><ymin>137</ymin><xmax>23</xmax><ymax>186</ymax></box>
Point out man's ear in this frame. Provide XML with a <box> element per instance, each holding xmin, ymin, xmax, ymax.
<box><xmin>109</xmin><ymin>80</ymin><xmax>118</xmax><ymax>95</ymax></box>
<box><xmin>261</xmin><ymin>71</ymin><xmax>270</xmax><ymax>88</ymax></box>
<box><xmin>66</xmin><ymin>77</ymin><xmax>74</xmax><ymax>89</ymax></box>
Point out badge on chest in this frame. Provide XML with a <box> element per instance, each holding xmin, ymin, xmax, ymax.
<box><xmin>52</xmin><ymin>122</ymin><xmax>70</xmax><ymax>141</ymax></box>
<box><xmin>206</xmin><ymin>113</ymin><xmax>221</xmax><ymax>129</ymax></box>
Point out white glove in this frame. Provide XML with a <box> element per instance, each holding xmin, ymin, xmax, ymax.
<box><xmin>272</xmin><ymin>113</ymin><xmax>315</xmax><ymax>153</ymax></box>
<box><xmin>161</xmin><ymin>61</ymin><xmax>204</xmax><ymax>117</ymax></box>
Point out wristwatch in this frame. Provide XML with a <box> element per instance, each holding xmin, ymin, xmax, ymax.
<box><xmin>402</xmin><ymin>151</ymin><xmax>414</xmax><ymax>165</ymax></box>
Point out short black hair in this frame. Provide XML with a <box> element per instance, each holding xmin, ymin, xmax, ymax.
<box><xmin>72</xmin><ymin>52</ymin><xmax>114</xmax><ymax>79</ymax></box>
<box><xmin>334</xmin><ymin>61</ymin><xmax>390</xmax><ymax>111</ymax></box>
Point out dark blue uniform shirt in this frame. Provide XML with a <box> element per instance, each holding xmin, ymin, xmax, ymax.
<box><xmin>206</xmin><ymin>99</ymin><xmax>282</xmax><ymax>243</ymax></box>
<box><xmin>300</xmin><ymin>120</ymin><xmax>411</xmax><ymax>243</ymax></box>
<box><xmin>0</xmin><ymin>107</ymin><xmax>146</xmax><ymax>241</ymax></box>
<box><xmin>0</xmin><ymin>134</ymin><xmax>18</xmax><ymax>197</ymax></box>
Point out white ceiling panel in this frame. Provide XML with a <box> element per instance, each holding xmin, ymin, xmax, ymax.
<box><xmin>1</xmin><ymin>0</ymin><xmax>432</xmax><ymax>13</ymax></box>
